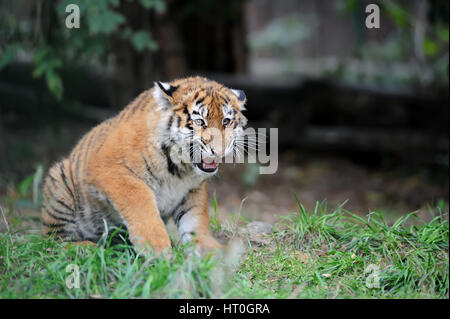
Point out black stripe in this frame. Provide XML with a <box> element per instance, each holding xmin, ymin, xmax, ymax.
<box><xmin>126</xmin><ymin>96</ymin><xmax>143</xmax><ymax>120</ymax></box>
<box><xmin>188</xmin><ymin>187</ymin><xmax>201</xmax><ymax>195</ymax></box>
<box><xmin>166</xmin><ymin>114</ymin><xmax>174</xmax><ymax>131</ymax></box>
<box><xmin>176</xmin><ymin>115</ymin><xmax>181</xmax><ymax>127</ymax></box>
<box><xmin>183</xmin><ymin>106</ymin><xmax>193</xmax><ymax>130</ymax></box>
<box><xmin>142</xmin><ymin>155</ymin><xmax>160</xmax><ymax>184</ymax></box>
<box><xmin>183</xmin><ymin>106</ymin><xmax>191</xmax><ymax>119</ymax></box>
<box><xmin>83</xmin><ymin>130</ymin><xmax>97</xmax><ymax>165</ymax></box>
<box><xmin>171</xmin><ymin>196</ymin><xmax>187</xmax><ymax>218</ymax></box>
<box><xmin>116</xmin><ymin>91</ymin><xmax>140</xmax><ymax>123</ymax></box>
<box><xmin>95</xmin><ymin>125</ymin><xmax>111</xmax><ymax>154</ymax></box>
<box><xmin>171</xmin><ymin>187</ymin><xmax>199</xmax><ymax>224</ymax></box>
<box><xmin>72</xmin><ymin>132</ymin><xmax>92</xmax><ymax>214</ymax></box>
<box><xmin>70</xmin><ymin>152</ymin><xmax>83</xmax><ymax>214</ymax></box>
<box><xmin>59</xmin><ymin>163</ymin><xmax>77</xmax><ymax>207</ymax></box>
<box><xmin>244</xmin><ymin>134</ymin><xmax>249</xmax><ymax>154</ymax></box>
<box><xmin>56</xmin><ymin>199</ymin><xmax>74</xmax><ymax>212</ymax></box>
<box><xmin>189</xmin><ymin>141</ymin><xmax>195</xmax><ymax>162</ymax></box>
<box><xmin>43</xmin><ymin>222</ymin><xmax>66</xmax><ymax>228</ymax></box>
<box><xmin>48</xmin><ymin>173</ymin><xmax>59</xmax><ymax>186</ymax></box>
<box><xmin>123</xmin><ymin>164</ymin><xmax>141</xmax><ymax>180</ymax></box>
<box><xmin>174</xmin><ymin>210</ymin><xmax>187</xmax><ymax>226</ymax></box>
<box><xmin>46</xmin><ymin>176</ymin><xmax>62</xmax><ymax>200</ymax></box>
<box><xmin>162</xmin><ymin>144</ymin><xmax>181</xmax><ymax>177</ymax></box>
<box><xmin>95</xmin><ymin>139</ymin><xmax>106</xmax><ymax>154</ymax></box>
<box><xmin>127</xmin><ymin>91</ymin><xmax>149</xmax><ymax>120</ymax></box>
<box><xmin>44</xmin><ymin>207</ymin><xmax>76</xmax><ymax>224</ymax></box>
<box><xmin>48</xmin><ymin>203</ymin><xmax>74</xmax><ymax>217</ymax></box>
<box><xmin>80</xmin><ymin>132</ymin><xmax>96</xmax><ymax>177</ymax></box>
<box><xmin>196</xmin><ymin>97</ymin><xmax>205</xmax><ymax>105</ymax></box>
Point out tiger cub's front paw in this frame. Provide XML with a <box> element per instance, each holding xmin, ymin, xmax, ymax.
<box><xmin>132</xmin><ymin>236</ymin><xmax>172</xmax><ymax>259</ymax></box>
<box><xmin>194</xmin><ymin>235</ymin><xmax>224</xmax><ymax>255</ymax></box>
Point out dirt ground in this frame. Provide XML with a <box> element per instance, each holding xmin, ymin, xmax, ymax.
<box><xmin>208</xmin><ymin>155</ymin><xmax>448</xmax><ymax>225</ymax></box>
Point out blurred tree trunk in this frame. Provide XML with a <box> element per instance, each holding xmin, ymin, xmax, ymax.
<box><xmin>154</xmin><ymin>7</ymin><xmax>188</xmax><ymax>79</ymax></box>
<box><xmin>175</xmin><ymin>0</ymin><xmax>247</xmax><ymax>74</ymax></box>
<box><xmin>112</xmin><ymin>1</ymin><xmax>163</xmax><ymax>107</ymax></box>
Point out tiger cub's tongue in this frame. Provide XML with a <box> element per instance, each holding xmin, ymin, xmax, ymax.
<box><xmin>202</xmin><ymin>158</ymin><xmax>217</xmax><ymax>170</ymax></box>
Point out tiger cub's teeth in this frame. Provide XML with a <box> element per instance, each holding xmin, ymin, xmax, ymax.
<box><xmin>202</xmin><ymin>158</ymin><xmax>217</xmax><ymax>170</ymax></box>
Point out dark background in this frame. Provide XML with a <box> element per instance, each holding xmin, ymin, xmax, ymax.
<box><xmin>0</xmin><ymin>0</ymin><xmax>448</xmax><ymax>226</ymax></box>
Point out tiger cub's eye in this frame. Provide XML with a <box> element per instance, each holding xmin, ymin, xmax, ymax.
<box><xmin>223</xmin><ymin>118</ymin><xmax>231</xmax><ymax>127</ymax></box>
<box><xmin>194</xmin><ymin>119</ymin><xmax>205</xmax><ymax>127</ymax></box>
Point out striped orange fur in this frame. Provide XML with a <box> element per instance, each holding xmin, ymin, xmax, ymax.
<box><xmin>41</xmin><ymin>76</ymin><xmax>248</xmax><ymax>255</ymax></box>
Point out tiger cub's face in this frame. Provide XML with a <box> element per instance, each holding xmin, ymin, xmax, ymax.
<box><xmin>153</xmin><ymin>76</ymin><xmax>248</xmax><ymax>175</ymax></box>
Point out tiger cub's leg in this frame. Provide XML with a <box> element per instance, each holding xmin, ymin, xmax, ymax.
<box><xmin>91</xmin><ymin>166</ymin><xmax>171</xmax><ymax>256</ymax></box>
<box><xmin>173</xmin><ymin>183</ymin><xmax>223</xmax><ymax>252</ymax></box>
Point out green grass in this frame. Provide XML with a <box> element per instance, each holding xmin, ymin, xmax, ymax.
<box><xmin>0</xmin><ymin>199</ymin><xmax>448</xmax><ymax>298</ymax></box>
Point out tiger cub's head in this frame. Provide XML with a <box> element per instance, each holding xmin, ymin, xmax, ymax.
<box><xmin>153</xmin><ymin>76</ymin><xmax>248</xmax><ymax>175</ymax></box>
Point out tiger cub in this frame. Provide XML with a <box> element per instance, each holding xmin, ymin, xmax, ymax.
<box><xmin>41</xmin><ymin>76</ymin><xmax>248</xmax><ymax>255</ymax></box>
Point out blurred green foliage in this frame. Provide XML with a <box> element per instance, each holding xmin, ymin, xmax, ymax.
<box><xmin>0</xmin><ymin>0</ymin><xmax>165</xmax><ymax>100</ymax></box>
<box><xmin>248</xmin><ymin>13</ymin><xmax>312</xmax><ymax>53</ymax></box>
<box><xmin>339</xmin><ymin>0</ymin><xmax>449</xmax><ymax>89</ymax></box>
<box><xmin>1</xmin><ymin>164</ymin><xmax>44</xmax><ymax>212</ymax></box>
<box><xmin>248</xmin><ymin>0</ymin><xmax>448</xmax><ymax>90</ymax></box>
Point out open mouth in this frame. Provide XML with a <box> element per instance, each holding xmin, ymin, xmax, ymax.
<box><xmin>195</xmin><ymin>158</ymin><xmax>218</xmax><ymax>173</ymax></box>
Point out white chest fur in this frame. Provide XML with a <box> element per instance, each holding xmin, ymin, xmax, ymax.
<box><xmin>153</xmin><ymin>171</ymin><xmax>205</xmax><ymax>218</ymax></box>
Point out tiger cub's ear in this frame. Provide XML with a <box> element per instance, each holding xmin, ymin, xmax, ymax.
<box><xmin>153</xmin><ymin>81</ymin><xmax>179</xmax><ymax>108</ymax></box>
<box><xmin>231</xmin><ymin>89</ymin><xmax>247</xmax><ymax>111</ymax></box>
